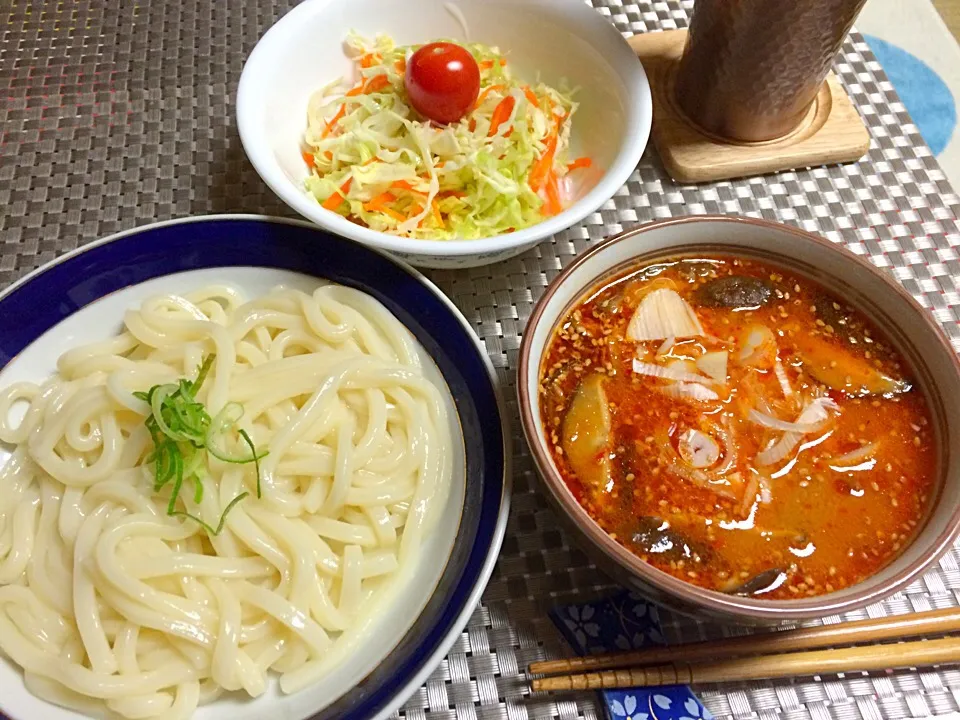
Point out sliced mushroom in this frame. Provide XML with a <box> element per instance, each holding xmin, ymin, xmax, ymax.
<box><xmin>561</xmin><ymin>374</ymin><xmax>613</xmax><ymax>491</ymax></box>
<box><xmin>794</xmin><ymin>334</ymin><xmax>910</xmax><ymax>397</ymax></box>
<box><xmin>695</xmin><ymin>275</ymin><xmax>773</xmax><ymax>310</ymax></box>
<box><xmin>629</xmin><ymin>516</ymin><xmax>711</xmax><ymax>563</ymax></box>
<box><xmin>723</xmin><ymin>568</ymin><xmax>788</xmax><ymax>596</ymax></box>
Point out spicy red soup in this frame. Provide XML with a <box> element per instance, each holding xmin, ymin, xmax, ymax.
<box><xmin>539</xmin><ymin>256</ymin><xmax>936</xmax><ymax>599</ymax></box>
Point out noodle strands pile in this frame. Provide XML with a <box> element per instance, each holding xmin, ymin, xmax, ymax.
<box><xmin>0</xmin><ymin>283</ymin><xmax>452</xmax><ymax>719</ymax></box>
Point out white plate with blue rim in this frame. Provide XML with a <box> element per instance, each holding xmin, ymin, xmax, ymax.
<box><xmin>0</xmin><ymin>215</ymin><xmax>510</xmax><ymax>720</ymax></box>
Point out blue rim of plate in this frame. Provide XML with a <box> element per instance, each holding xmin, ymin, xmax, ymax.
<box><xmin>0</xmin><ymin>214</ymin><xmax>511</xmax><ymax>720</ymax></box>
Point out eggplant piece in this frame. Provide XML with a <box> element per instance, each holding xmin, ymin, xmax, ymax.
<box><xmin>561</xmin><ymin>374</ymin><xmax>613</xmax><ymax>491</ymax></box>
<box><xmin>695</xmin><ymin>276</ymin><xmax>773</xmax><ymax>310</ymax></box>
<box><xmin>724</xmin><ymin>568</ymin><xmax>788</xmax><ymax>596</ymax></box>
<box><xmin>813</xmin><ymin>294</ymin><xmax>867</xmax><ymax>344</ymax></box>
<box><xmin>794</xmin><ymin>334</ymin><xmax>910</xmax><ymax>397</ymax></box>
<box><xmin>629</xmin><ymin>516</ymin><xmax>711</xmax><ymax>563</ymax></box>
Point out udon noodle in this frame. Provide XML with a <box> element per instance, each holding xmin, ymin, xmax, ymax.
<box><xmin>0</xmin><ymin>283</ymin><xmax>452</xmax><ymax>718</ymax></box>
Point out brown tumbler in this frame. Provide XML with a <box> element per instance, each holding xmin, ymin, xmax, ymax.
<box><xmin>674</xmin><ymin>0</ymin><xmax>868</xmax><ymax>143</ymax></box>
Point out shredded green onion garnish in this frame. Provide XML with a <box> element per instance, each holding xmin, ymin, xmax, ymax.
<box><xmin>133</xmin><ymin>355</ymin><xmax>267</xmax><ymax>535</ymax></box>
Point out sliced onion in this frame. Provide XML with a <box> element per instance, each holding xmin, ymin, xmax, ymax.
<box><xmin>659</xmin><ymin>382</ymin><xmax>720</xmax><ymax>402</ymax></box>
<box><xmin>756</xmin><ymin>431</ymin><xmax>803</xmax><ymax>467</ymax></box>
<box><xmin>748</xmin><ymin>396</ymin><xmax>838</xmax><ymax>434</ymax></box>
<box><xmin>754</xmin><ymin>397</ymin><xmax>839</xmax><ymax>466</ymax></box>
<box><xmin>696</xmin><ymin>351</ymin><xmax>728</xmax><ymax>383</ymax></box>
<box><xmin>774</xmin><ymin>357</ymin><xmax>793</xmax><ymax>398</ymax></box>
<box><xmin>626</xmin><ymin>289</ymin><xmax>705</xmax><ymax>341</ymax></box>
<box><xmin>632</xmin><ymin>359</ymin><xmax>714</xmax><ymax>385</ymax></box>
<box><xmin>739</xmin><ymin>474</ymin><xmax>760</xmax><ymax>516</ymax></box>
<box><xmin>799</xmin><ymin>396</ymin><xmax>839</xmax><ymax>421</ymax></box>
<box><xmin>747</xmin><ymin>410</ymin><xmax>823</xmax><ymax>434</ymax></box>
<box><xmin>711</xmin><ymin>419</ymin><xmax>738</xmax><ymax>475</ymax></box>
<box><xmin>667</xmin><ymin>462</ymin><xmax>738</xmax><ymax>500</ymax></box>
<box><xmin>828</xmin><ymin>441</ymin><xmax>880</xmax><ymax>466</ymax></box>
<box><xmin>657</xmin><ymin>335</ymin><xmax>675</xmax><ymax>357</ymax></box>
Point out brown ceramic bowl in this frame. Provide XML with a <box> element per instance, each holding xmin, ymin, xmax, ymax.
<box><xmin>518</xmin><ymin>215</ymin><xmax>960</xmax><ymax>624</ymax></box>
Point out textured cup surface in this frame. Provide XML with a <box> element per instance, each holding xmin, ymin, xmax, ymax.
<box><xmin>675</xmin><ymin>0</ymin><xmax>867</xmax><ymax>142</ymax></box>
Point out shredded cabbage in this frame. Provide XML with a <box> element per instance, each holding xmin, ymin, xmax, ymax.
<box><xmin>302</xmin><ymin>32</ymin><xmax>590</xmax><ymax>240</ymax></box>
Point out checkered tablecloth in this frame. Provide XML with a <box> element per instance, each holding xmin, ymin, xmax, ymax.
<box><xmin>3</xmin><ymin>1</ymin><xmax>960</xmax><ymax>719</ymax></box>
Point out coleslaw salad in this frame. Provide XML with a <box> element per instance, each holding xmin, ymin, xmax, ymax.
<box><xmin>302</xmin><ymin>33</ymin><xmax>591</xmax><ymax>240</ymax></box>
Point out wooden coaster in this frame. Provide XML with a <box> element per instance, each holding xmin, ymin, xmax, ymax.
<box><xmin>629</xmin><ymin>29</ymin><xmax>871</xmax><ymax>184</ymax></box>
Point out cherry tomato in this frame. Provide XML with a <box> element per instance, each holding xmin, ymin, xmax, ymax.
<box><xmin>404</xmin><ymin>42</ymin><xmax>480</xmax><ymax>124</ymax></box>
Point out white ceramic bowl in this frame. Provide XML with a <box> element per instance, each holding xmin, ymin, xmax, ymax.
<box><xmin>237</xmin><ymin>0</ymin><xmax>652</xmax><ymax>269</ymax></box>
<box><xmin>518</xmin><ymin>215</ymin><xmax>960</xmax><ymax>624</ymax></box>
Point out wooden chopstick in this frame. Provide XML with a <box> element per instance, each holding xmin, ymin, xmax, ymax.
<box><xmin>529</xmin><ymin>606</ymin><xmax>960</xmax><ymax>676</ymax></box>
<box><xmin>531</xmin><ymin>635</ymin><xmax>960</xmax><ymax>691</ymax></box>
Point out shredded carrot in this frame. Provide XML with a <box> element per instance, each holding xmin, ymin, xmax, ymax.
<box><xmin>322</xmin><ymin>105</ymin><xmax>346</xmax><ymax>137</ymax></box>
<box><xmin>323</xmin><ymin>151</ymin><xmax>333</xmax><ymax>160</ymax></box>
<box><xmin>322</xmin><ymin>177</ymin><xmax>353</xmax><ymax>211</ymax></box>
<box><xmin>435</xmin><ymin>161</ymin><xmax>446</xmax><ymax>168</ymax></box>
<box><xmin>322</xmin><ymin>191</ymin><xmax>345</xmax><ymax>211</ymax></box>
<box><xmin>479</xmin><ymin>58</ymin><xmax>507</xmax><ymax>70</ymax></box>
<box><xmin>302</xmin><ymin>151</ymin><xmax>316</xmax><ymax>169</ymax></box>
<box><xmin>364</xmin><ymin>74</ymin><xmax>390</xmax><ymax>94</ymax></box>
<box><xmin>438</xmin><ymin>190</ymin><xmax>466</xmax><ymax>199</ymax></box>
<box><xmin>395</xmin><ymin>58</ymin><xmax>406</xmax><ymax>73</ymax></box>
<box><xmin>363</xmin><ymin>192</ymin><xmax>396</xmax><ymax>212</ymax></box>
<box><xmin>529</xmin><ymin>133</ymin><xmax>558</xmax><ymax>191</ymax></box>
<box><xmin>345</xmin><ymin>73</ymin><xmax>390</xmax><ymax>98</ymax></box>
<box><xmin>391</xmin><ymin>180</ymin><xmax>420</xmax><ymax>191</ymax></box>
<box><xmin>431</xmin><ymin>198</ymin><xmax>442</xmax><ymax>225</ymax></box>
<box><xmin>468</xmin><ymin>117</ymin><xmax>477</xmax><ymax>133</ymax></box>
<box><xmin>409</xmin><ymin>202</ymin><xmax>425</xmax><ymax>227</ymax></box>
<box><xmin>522</xmin><ymin>86</ymin><xmax>539</xmax><ymax>108</ymax></box>
<box><xmin>567</xmin><ymin>157</ymin><xmax>592</xmax><ymax>172</ymax></box>
<box><xmin>473</xmin><ymin>84</ymin><xmax>504</xmax><ymax>110</ymax></box>
<box><xmin>384</xmin><ymin>207</ymin><xmax>406</xmax><ymax>222</ymax></box>
<box><xmin>488</xmin><ymin>95</ymin><xmax>515</xmax><ymax>137</ymax></box>
<box><xmin>545</xmin><ymin>173</ymin><xmax>562</xmax><ymax>216</ymax></box>
<box><xmin>360</xmin><ymin>53</ymin><xmax>381</xmax><ymax>69</ymax></box>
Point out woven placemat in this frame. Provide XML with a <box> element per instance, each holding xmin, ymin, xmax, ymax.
<box><xmin>3</xmin><ymin>1</ymin><xmax>960</xmax><ymax>719</ymax></box>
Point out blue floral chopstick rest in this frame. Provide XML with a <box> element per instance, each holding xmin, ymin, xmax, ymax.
<box><xmin>549</xmin><ymin>590</ymin><xmax>713</xmax><ymax>720</ymax></box>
